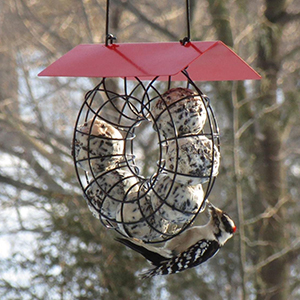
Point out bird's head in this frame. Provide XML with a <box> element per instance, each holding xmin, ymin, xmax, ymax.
<box><xmin>206</xmin><ymin>201</ymin><xmax>236</xmax><ymax>245</ymax></box>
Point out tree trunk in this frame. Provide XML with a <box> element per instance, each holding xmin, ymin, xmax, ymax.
<box><xmin>255</xmin><ymin>0</ymin><xmax>289</xmax><ymax>299</ymax></box>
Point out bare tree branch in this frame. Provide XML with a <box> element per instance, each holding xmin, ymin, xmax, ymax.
<box><xmin>235</xmin><ymin>102</ymin><xmax>283</xmax><ymax>139</ymax></box>
<box><xmin>279</xmin><ymin>11</ymin><xmax>300</xmax><ymax>24</ymax></box>
<box><xmin>16</xmin><ymin>0</ymin><xmax>73</xmax><ymax>52</ymax></box>
<box><xmin>0</xmin><ymin>174</ymin><xmax>76</xmax><ymax>197</ymax></box>
<box><xmin>114</xmin><ymin>0</ymin><xmax>178</xmax><ymax>41</ymax></box>
<box><xmin>0</xmin><ymin>114</ymin><xmax>70</xmax><ymax>171</ymax></box>
<box><xmin>17</xmin><ymin>50</ymin><xmax>46</xmax><ymax>131</ymax></box>
<box><xmin>243</xmin><ymin>236</ymin><xmax>272</xmax><ymax>248</ymax></box>
<box><xmin>247</xmin><ymin>237</ymin><xmax>300</xmax><ymax>272</ymax></box>
<box><xmin>244</xmin><ymin>196</ymin><xmax>289</xmax><ymax>226</ymax></box>
<box><xmin>76</xmin><ymin>0</ymin><xmax>94</xmax><ymax>43</ymax></box>
<box><xmin>232</xmin><ymin>81</ymin><xmax>247</xmax><ymax>300</ymax></box>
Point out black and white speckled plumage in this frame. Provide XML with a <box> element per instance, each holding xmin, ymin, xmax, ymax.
<box><xmin>141</xmin><ymin>239</ymin><xmax>220</xmax><ymax>278</ymax></box>
<box><xmin>152</xmin><ymin>88</ymin><xmax>207</xmax><ymax>139</ymax></box>
<box><xmin>116</xmin><ymin>202</ymin><xmax>236</xmax><ymax>278</ymax></box>
<box><xmin>150</xmin><ymin>173</ymin><xmax>205</xmax><ymax>224</ymax></box>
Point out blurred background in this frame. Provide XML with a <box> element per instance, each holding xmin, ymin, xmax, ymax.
<box><xmin>1</xmin><ymin>0</ymin><xmax>300</xmax><ymax>299</ymax></box>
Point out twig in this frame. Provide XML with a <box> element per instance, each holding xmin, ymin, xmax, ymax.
<box><xmin>114</xmin><ymin>0</ymin><xmax>178</xmax><ymax>40</ymax></box>
<box><xmin>247</xmin><ymin>237</ymin><xmax>300</xmax><ymax>272</ymax></box>
<box><xmin>244</xmin><ymin>196</ymin><xmax>289</xmax><ymax>226</ymax></box>
<box><xmin>232</xmin><ymin>81</ymin><xmax>247</xmax><ymax>300</ymax></box>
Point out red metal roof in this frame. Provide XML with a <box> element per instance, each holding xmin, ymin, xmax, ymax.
<box><xmin>38</xmin><ymin>41</ymin><xmax>261</xmax><ymax>81</ymax></box>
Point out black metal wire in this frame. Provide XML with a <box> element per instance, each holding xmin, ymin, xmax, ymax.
<box><xmin>72</xmin><ymin>76</ymin><xmax>220</xmax><ymax>243</ymax></box>
<box><xmin>69</xmin><ymin>0</ymin><xmax>222</xmax><ymax>243</ymax></box>
<box><xmin>180</xmin><ymin>0</ymin><xmax>191</xmax><ymax>45</ymax></box>
<box><xmin>105</xmin><ymin>0</ymin><xmax>116</xmax><ymax>46</ymax></box>
<box><xmin>106</xmin><ymin>0</ymin><xmax>190</xmax><ymax>46</ymax></box>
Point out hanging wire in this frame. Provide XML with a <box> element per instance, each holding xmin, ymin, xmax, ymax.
<box><xmin>180</xmin><ymin>0</ymin><xmax>191</xmax><ymax>45</ymax></box>
<box><xmin>106</xmin><ymin>0</ymin><xmax>190</xmax><ymax>46</ymax></box>
<box><xmin>72</xmin><ymin>0</ymin><xmax>221</xmax><ymax>243</ymax></box>
<box><xmin>105</xmin><ymin>0</ymin><xmax>117</xmax><ymax>46</ymax></box>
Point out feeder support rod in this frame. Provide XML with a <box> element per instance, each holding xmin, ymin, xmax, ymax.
<box><xmin>105</xmin><ymin>0</ymin><xmax>116</xmax><ymax>46</ymax></box>
<box><xmin>180</xmin><ymin>0</ymin><xmax>191</xmax><ymax>45</ymax></box>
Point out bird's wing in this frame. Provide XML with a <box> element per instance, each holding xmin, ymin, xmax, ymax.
<box><xmin>139</xmin><ymin>239</ymin><xmax>220</xmax><ymax>279</ymax></box>
<box><xmin>115</xmin><ymin>237</ymin><xmax>171</xmax><ymax>266</ymax></box>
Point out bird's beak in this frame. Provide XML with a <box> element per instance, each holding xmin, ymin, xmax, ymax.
<box><xmin>206</xmin><ymin>201</ymin><xmax>223</xmax><ymax>217</ymax></box>
<box><xmin>205</xmin><ymin>201</ymin><xmax>216</xmax><ymax>218</ymax></box>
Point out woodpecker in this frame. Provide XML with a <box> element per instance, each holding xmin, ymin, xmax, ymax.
<box><xmin>164</xmin><ymin>135</ymin><xmax>220</xmax><ymax>185</ymax></box>
<box><xmin>116</xmin><ymin>201</ymin><xmax>236</xmax><ymax>279</ymax></box>
<box><xmin>151</xmin><ymin>88</ymin><xmax>207</xmax><ymax>139</ymax></box>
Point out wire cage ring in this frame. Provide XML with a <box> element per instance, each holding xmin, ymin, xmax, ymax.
<box><xmin>72</xmin><ymin>72</ymin><xmax>220</xmax><ymax>243</ymax></box>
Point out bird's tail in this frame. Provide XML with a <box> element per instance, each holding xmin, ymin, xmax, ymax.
<box><xmin>139</xmin><ymin>266</ymin><xmax>160</xmax><ymax>279</ymax></box>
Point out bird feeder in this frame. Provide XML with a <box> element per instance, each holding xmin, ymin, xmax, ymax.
<box><xmin>39</xmin><ymin>0</ymin><xmax>260</xmax><ymax>243</ymax></box>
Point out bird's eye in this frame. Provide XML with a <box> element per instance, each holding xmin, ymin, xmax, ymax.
<box><xmin>221</xmin><ymin>215</ymin><xmax>228</xmax><ymax>223</ymax></box>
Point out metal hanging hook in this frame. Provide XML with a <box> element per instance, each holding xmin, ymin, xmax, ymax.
<box><xmin>105</xmin><ymin>0</ymin><xmax>117</xmax><ymax>46</ymax></box>
<box><xmin>180</xmin><ymin>0</ymin><xmax>191</xmax><ymax>45</ymax></box>
<box><xmin>105</xmin><ymin>0</ymin><xmax>189</xmax><ymax>46</ymax></box>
